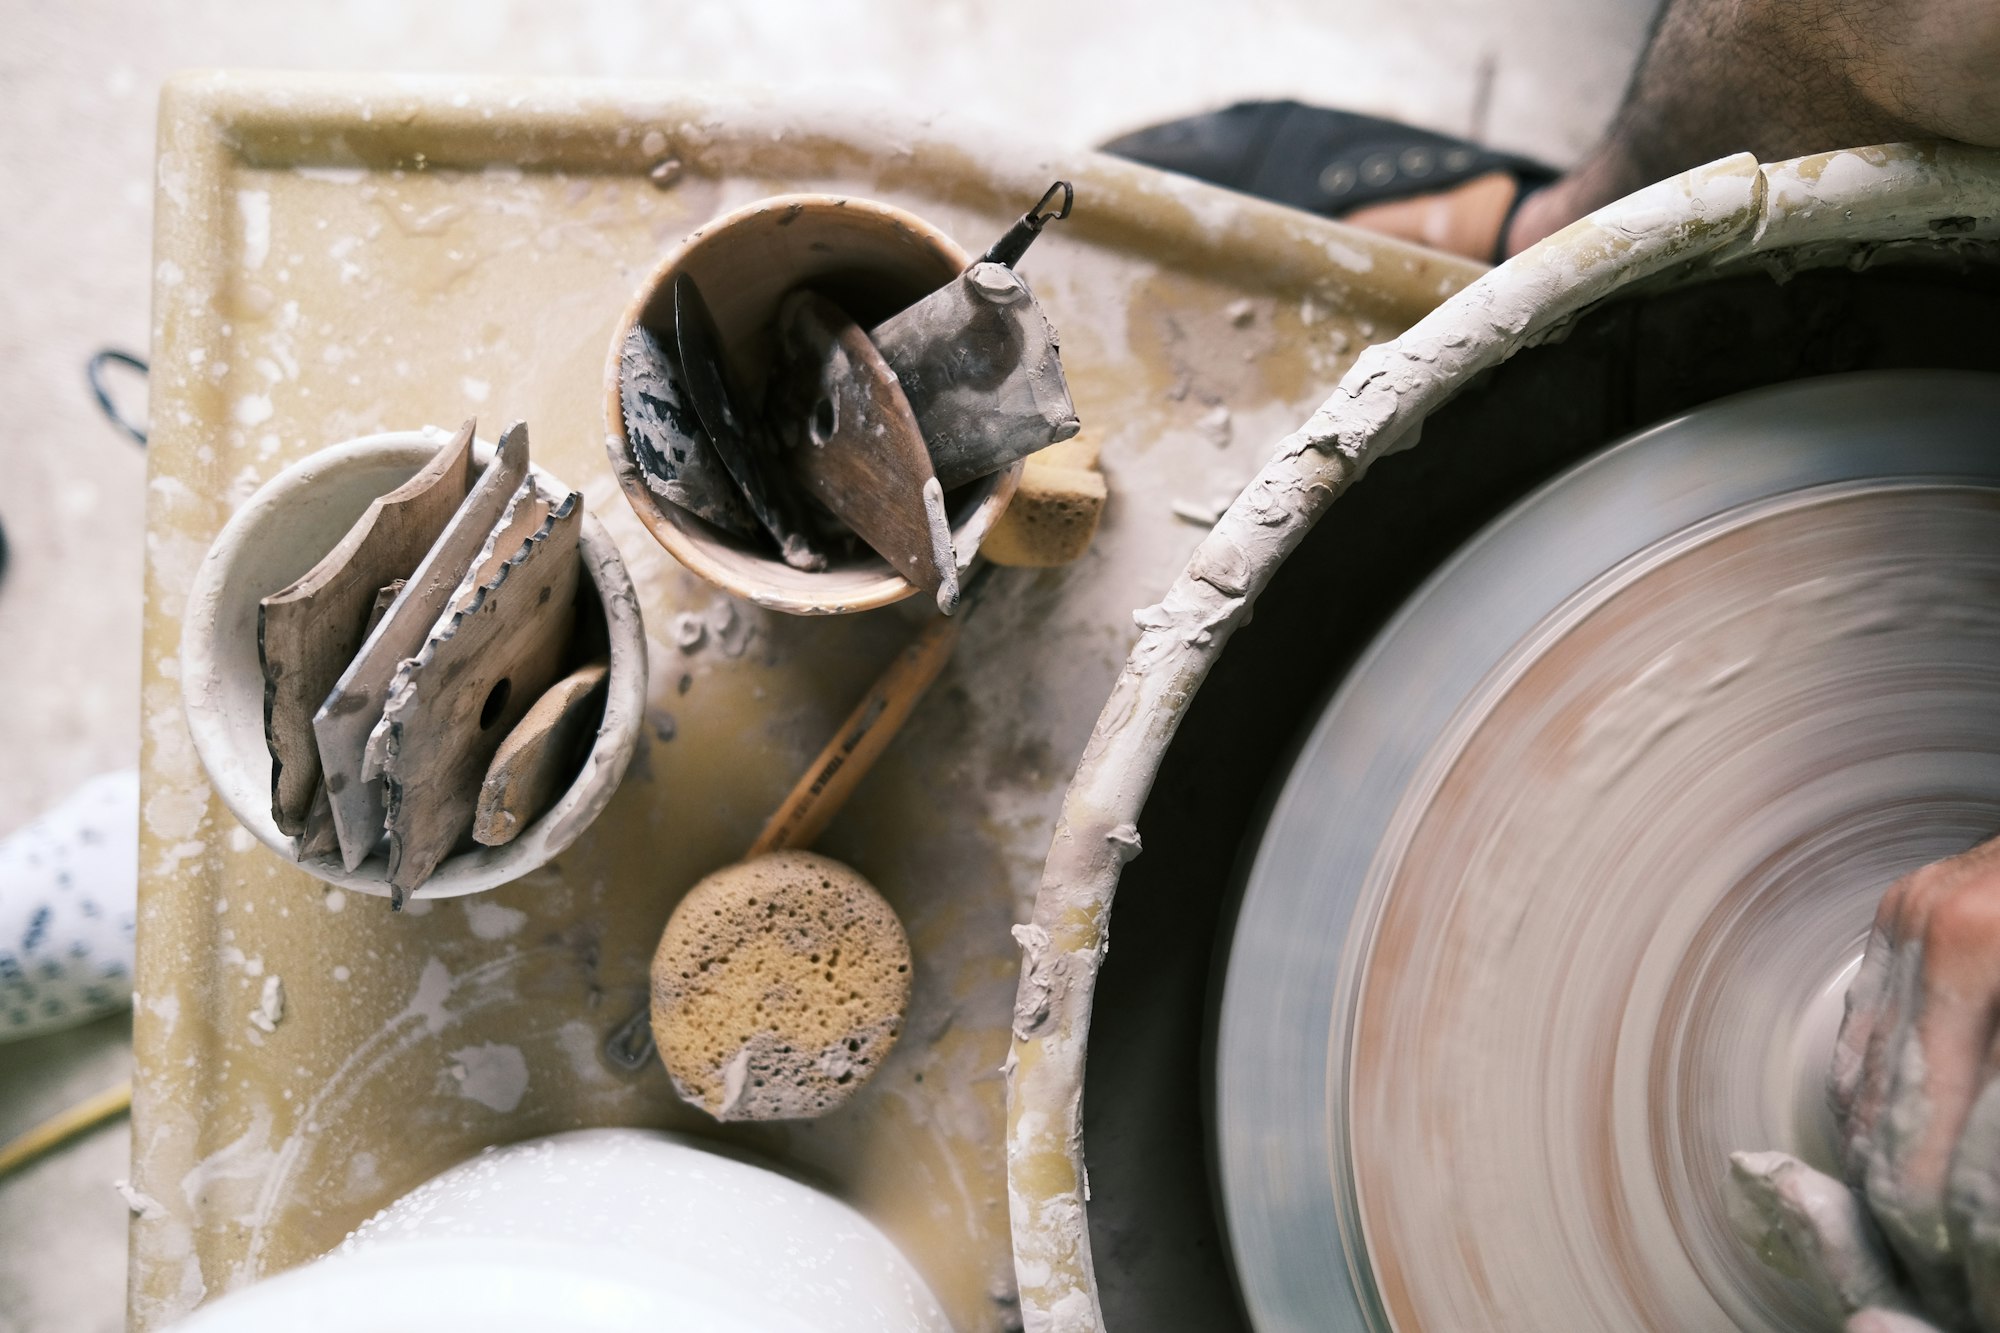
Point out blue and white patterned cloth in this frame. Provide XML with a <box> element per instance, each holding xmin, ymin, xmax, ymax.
<box><xmin>0</xmin><ymin>770</ymin><xmax>137</xmax><ymax>1041</ymax></box>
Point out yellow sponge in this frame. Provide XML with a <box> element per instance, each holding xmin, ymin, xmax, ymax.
<box><xmin>980</xmin><ymin>435</ymin><xmax>1108</xmax><ymax>568</ymax></box>
<box><xmin>650</xmin><ymin>850</ymin><xmax>911</xmax><ymax>1121</ymax></box>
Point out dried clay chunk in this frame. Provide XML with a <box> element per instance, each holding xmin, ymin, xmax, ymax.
<box><xmin>650</xmin><ymin>850</ymin><xmax>910</xmax><ymax>1121</ymax></box>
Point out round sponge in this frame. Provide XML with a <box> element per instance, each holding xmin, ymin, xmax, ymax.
<box><xmin>650</xmin><ymin>850</ymin><xmax>912</xmax><ymax>1121</ymax></box>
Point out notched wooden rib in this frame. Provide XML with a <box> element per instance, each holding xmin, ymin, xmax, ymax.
<box><xmin>379</xmin><ymin>492</ymin><xmax>584</xmax><ymax>900</ymax></box>
<box><xmin>360</xmin><ymin>486</ymin><xmax>553</xmax><ymax>785</ymax></box>
<box><xmin>314</xmin><ymin>420</ymin><xmax>530</xmax><ymax>871</ymax></box>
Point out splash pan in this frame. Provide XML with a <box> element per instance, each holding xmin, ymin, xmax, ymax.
<box><xmin>1216</xmin><ymin>370</ymin><xmax>2000</xmax><ymax>1330</ymax></box>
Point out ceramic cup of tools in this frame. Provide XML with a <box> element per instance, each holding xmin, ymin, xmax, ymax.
<box><xmin>180</xmin><ymin>426</ymin><xmax>647</xmax><ymax>900</ymax></box>
<box><xmin>604</xmin><ymin>194</ymin><xmax>1025</xmax><ymax>615</ymax></box>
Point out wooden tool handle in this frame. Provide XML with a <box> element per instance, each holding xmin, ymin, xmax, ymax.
<box><xmin>747</xmin><ymin>612</ymin><xmax>963</xmax><ymax>857</ymax></box>
<box><xmin>0</xmin><ymin>1079</ymin><xmax>131</xmax><ymax>1181</ymax></box>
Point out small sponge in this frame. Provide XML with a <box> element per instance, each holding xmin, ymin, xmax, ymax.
<box><xmin>650</xmin><ymin>850</ymin><xmax>912</xmax><ymax>1121</ymax></box>
<box><xmin>980</xmin><ymin>434</ymin><xmax>1108</xmax><ymax>568</ymax></box>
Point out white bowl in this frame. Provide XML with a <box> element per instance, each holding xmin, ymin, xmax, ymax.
<box><xmin>167</xmin><ymin>1128</ymin><xmax>951</xmax><ymax>1333</ymax></box>
<box><xmin>179</xmin><ymin>428</ymin><xmax>646</xmax><ymax>899</ymax></box>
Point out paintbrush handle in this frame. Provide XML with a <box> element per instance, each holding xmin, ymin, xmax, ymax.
<box><xmin>748</xmin><ymin>612</ymin><xmax>964</xmax><ymax>857</ymax></box>
<box><xmin>0</xmin><ymin>1080</ymin><xmax>131</xmax><ymax>1182</ymax></box>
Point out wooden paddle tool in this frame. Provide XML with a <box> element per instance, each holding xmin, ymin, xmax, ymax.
<box><xmin>603</xmin><ymin>562</ymin><xmax>999</xmax><ymax>1073</ymax></box>
<box><xmin>294</xmin><ymin>579</ymin><xmax>405</xmax><ymax>860</ymax></box>
<box><xmin>472</xmin><ymin>660</ymin><xmax>608</xmax><ymax>848</ymax></box>
<box><xmin>377</xmin><ymin>490</ymin><xmax>584</xmax><ymax>900</ymax></box>
<box><xmin>773</xmin><ymin>290</ymin><xmax>959</xmax><ymax>613</ymax></box>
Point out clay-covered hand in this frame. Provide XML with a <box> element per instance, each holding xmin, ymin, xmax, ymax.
<box><xmin>1731</xmin><ymin>840</ymin><xmax>2000</xmax><ymax>1330</ymax></box>
<box><xmin>1835</xmin><ymin>841</ymin><xmax>2000</xmax><ymax>1328</ymax></box>
<box><xmin>1728</xmin><ymin>1149</ymin><xmax>1937</xmax><ymax>1330</ymax></box>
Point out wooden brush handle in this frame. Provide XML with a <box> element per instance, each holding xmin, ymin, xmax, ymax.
<box><xmin>0</xmin><ymin>1080</ymin><xmax>131</xmax><ymax>1181</ymax></box>
<box><xmin>747</xmin><ymin>612</ymin><xmax>963</xmax><ymax>857</ymax></box>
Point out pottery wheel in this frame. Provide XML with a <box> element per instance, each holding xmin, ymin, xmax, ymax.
<box><xmin>1212</xmin><ymin>371</ymin><xmax>2000</xmax><ymax>1332</ymax></box>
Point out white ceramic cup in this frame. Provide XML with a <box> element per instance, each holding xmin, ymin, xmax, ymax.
<box><xmin>179</xmin><ymin>428</ymin><xmax>647</xmax><ymax>899</ymax></box>
<box><xmin>167</xmin><ymin>1128</ymin><xmax>952</xmax><ymax>1333</ymax></box>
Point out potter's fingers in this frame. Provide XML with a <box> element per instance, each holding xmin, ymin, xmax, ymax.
<box><xmin>1875</xmin><ymin>865</ymin><xmax>1918</xmax><ymax>942</ymax></box>
<box><xmin>1848</xmin><ymin>929</ymin><xmax>1924</xmax><ymax>1185</ymax></box>
<box><xmin>1849</xmin><ymin>864</ymin><xmax>1958</xmax><ymax>1183</ymax></box>
<box><xmin>1833</xmin><ymin>920</ymin><xmax>1897</xmax><ymax>1130</ymax></box>
<box><xmin>1848</xmin><ymin>1310</ymin><xmax>1947</xmax><ymax>1333</ymax></box>
<box><xmin>1955</xmin><ymin>832</ymin><xmax>2000</xmax><ymax>877</ymax></box>
<box><xmin>1865</xmin><ymin>885</ymin><xmax>2000</xmax><ymax>1326</ymax></box>
<box><xmin>1729</xmin><ymin>1150</ymin><xmax>1908</xmax><ymax>1320</ymax></box>
<box><xmin>1947</xmin><ymin>1066</ymin><xmax>2000</xmax><ymax>1332</ymax></box>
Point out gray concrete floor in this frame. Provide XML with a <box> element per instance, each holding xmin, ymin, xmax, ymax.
<box><xmin>0</xmin><ymin>1</ymin><xmax>1656</xmax><ymax>1327</ymax></box>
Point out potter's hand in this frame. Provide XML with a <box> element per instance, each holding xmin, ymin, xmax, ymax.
<box><xmin>1732</xmin><ymin>842</ymin><xmax>2000</xmax><ymax>1330</ymax></box>
<box><xmin>1728</xmin><ymin>1149</ymin><xmax>1937</xmax><ymax>1330</ymax></box>
<box><xmin>1833</xmin><ymin>842</ymin><xmax>2000</xmax><ymax>1328</ymax></box>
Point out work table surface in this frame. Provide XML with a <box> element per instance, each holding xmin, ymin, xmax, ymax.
<box><xmin>131</xmin><ymin>70</ymin><xmax>1475</xmax><ymax>1330</ymax></box>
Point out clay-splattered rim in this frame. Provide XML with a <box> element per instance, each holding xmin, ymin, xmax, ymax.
<box><xmin>1003</xmin><ymin>142</ymin><xmax>2000</xmax><ymax>1331</ymax></box>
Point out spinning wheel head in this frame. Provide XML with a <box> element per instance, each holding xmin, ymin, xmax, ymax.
<box><xmin>1217</xmin><ymin>372</ymin><xmax>2000</xmax><ymax>1331</ymax></box>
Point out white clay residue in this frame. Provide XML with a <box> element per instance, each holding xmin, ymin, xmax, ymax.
<box><xmin>705</xmin><ymin>598</ymin><xmax>754</xmax><ymax>658</ymax></box>
<box><xmin>447</xmin><ymin>1042</ymin><xmax>529</xmax><ymax>1113</ymax></box>
<box><xmin>462</xmin><ymin>900</ymin><xmax>527</xmax><ymax>941</ymax></box>
<box><xmin>236</xmin><ymin>189</ymin><xmax>271</xmax><ymax>270</ymax></box>
<box><xmin>248</xmin><ymin>975</ymin><xmax>284</xmax><ymax>1033</ymax></box>
<box><xmin>407</xmin><ymin>957</ymin><xmax>453</xmax><ymax>1035</ymax></box>
<box><xmin>116</xmin><ymin>1179</ymin><xmax>168</xmax><ymax>1221</ymax></box>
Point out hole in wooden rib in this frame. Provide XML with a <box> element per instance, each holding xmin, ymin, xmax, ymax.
<box><xmin>479</xmin><ymin>677</ymin><xmax>512</xmax><ymax>730</ymax></box>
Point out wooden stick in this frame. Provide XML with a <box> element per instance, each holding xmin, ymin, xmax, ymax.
<box><xmin>0</xmin><ymin>1079</ymin><xmax>132</xmax><ymax>1182</ymax></box>
<box><xmin>750</xmin><ymin>561</ymin><xmax>992</xmax><ymax>854</ymax></box>
<box><xmin>747</xmin><ymin>610</ymin><xmax>965</xmax><ymax>857</ymax></box>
